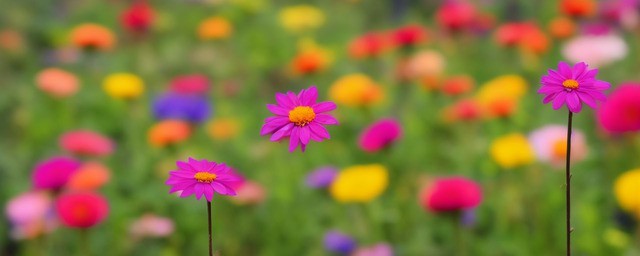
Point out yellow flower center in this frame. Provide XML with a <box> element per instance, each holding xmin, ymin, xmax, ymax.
<box><xmin>288</xmin><ymin>106</ymin><xmax>316</xmax><ymax>126</ymax></box>
<box><xmin>562</xmin><ymin>79</ymin><xmax>579</xmax><ymax>90</ymax></box>
<box><xmin>194</xmin><ymin>172</ymin><xmax>217</xmax><ymax>183</ymax></box>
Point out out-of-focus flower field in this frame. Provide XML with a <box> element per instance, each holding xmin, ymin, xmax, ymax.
<box><xmin>2</xmin><ymin>0</ymin><xmax>640</xmax><ymax>255</ymax></box>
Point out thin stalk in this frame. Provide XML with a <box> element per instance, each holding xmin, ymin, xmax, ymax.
<box><xmin>565</xmin><ymin>111</ymin><xmax>573</xmax><ymax>255</ymax></box>
<box><xmin>207</xmin><ymin>201</ymin><xmax>213</xmax><ymax>256</ymax></box>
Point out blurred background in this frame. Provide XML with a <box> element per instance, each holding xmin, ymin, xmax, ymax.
<box><xmin>2</xmin><ymin>0</ymin><xmax>640</xmax><ymax>255</ymax></box>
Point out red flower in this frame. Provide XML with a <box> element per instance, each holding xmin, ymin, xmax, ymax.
<box><xmin>435</xmin><ymin>1</ymin><xmax>477</xmax><ymax>31</ymax></box>
<box><xmin>390</xmin><ymin>24</ymin><xmax>427</xmax><ymax>47</ymax></box>
<box><xmin>121</xmin><ymin>1</ymin><xmax>154</xmax><ymax>34</ymax></box>
<box><xmin>55</xmin><ymin>192</ymin><xmax>109</xmax><ymax>228</ymax></box>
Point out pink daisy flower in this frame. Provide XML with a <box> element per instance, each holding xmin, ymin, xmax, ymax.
<box><xmin>260</xmin><ymin>86</ymin><xmax>338</xmax><ymax>152</ymax></box>
<box><xmin>538</xmin><ymin>61</ymin><xmax>610</xmax><ymax>113</ymax></box>
<box><xmin>165</xmin><ymin>158</ymin><xmax>239</xmax><ymax>202</ymax></box>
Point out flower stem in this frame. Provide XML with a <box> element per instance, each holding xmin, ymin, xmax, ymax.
<box><xmin>207</xmin><ymin>201</ymin><xmax>213</xmax><ymax>256</ymax></box>
<box><xmin>565</xmin><ymin>111</ymin><xmax>573</xmax><ymax>256</ymax></box>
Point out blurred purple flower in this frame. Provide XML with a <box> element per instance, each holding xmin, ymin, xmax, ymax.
<box><xmin>352</xmin><ymin>243</ymin><xmax>394</xmax><ymax>256</ymax></box>
<box><xmin>152</xmin><ymin>92</ymin><xmax>211</xmax><ymax>124</ymax></box>
<box><xmin>305</xmin><ymin>166</ymin><xmax>338</xmax><ymax>188</ymax></box>
<box><xmin>461</xmin><ymin>209</ymin><xmax>476</xmax><ymax>227</ymax></box>
<box><xmin>323</xmin><ymin>230</ymin><xmax>356</xmax><ymax>254</ymax></box>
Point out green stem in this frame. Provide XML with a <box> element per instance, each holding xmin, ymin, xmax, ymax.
<box><xmin>207</xmin><ymin>201</ymin><xmax>213</xmax><ymax>256</ymax></box>
<box><xmin>565</xmin><ymin>111</ymin><xmax>573</xmax><ymax>256</ymax></box>
<box><xmin>80</xmin><ymin>229</ymin><xmax>90</xmax><ymax>256</ymax></box>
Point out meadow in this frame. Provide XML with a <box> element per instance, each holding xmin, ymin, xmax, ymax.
<box><xmin>2</xmin><ymin>0</ymin><xmax>640</xmax><ymax>255</ymax></box>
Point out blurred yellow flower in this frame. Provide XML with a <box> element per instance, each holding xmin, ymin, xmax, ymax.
<box><xmin>278</xmin><ymin>5</ymin><xmax>325</xmax><ymax>33</ymax></box>
<box><xmin>103</xmin><ymin>73</ymin><xmax>144</xmax><ymax>99</ymax></box>
<box><xmin>197</xmin><ymin>16</ymin><xmax>232</xmax><ymax>40</ymax></box>
<box><xmin>330</xmin><ymin>164</ymin><xmax>388</xmax><ymax>203</ymax></box>
<box><xmin>490</xmin><ymin>133</ymin><xmax>535</xmax><ymax>169</ymax></box>
<box><xmin>207</xmin><ymin>118</ymin><xmax>240</xmax><ymax>141</ymax></box>
<box><xmin>614</xmin><ymin>169</ymin><xmax>640</xmax><ymax>216</ymax></box>
<box><xmin>329</xmin><ymin>74</ymin><xmax>383</xmax><ymax>107</ymax></box>
<box><xmin>475</xmin><ymin>75</ymin><xmax>527</xmax><ymax>118</ymax></box>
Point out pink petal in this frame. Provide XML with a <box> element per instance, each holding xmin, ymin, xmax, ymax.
<box><xmin>558</xmin><ymin>62</ymin><xmax>573</xmax><ymax>79</ymax></box>
<box><xmin>211</xmin><ymin>182</ymin><xmax>228</xmax><ymax>195</ymax></box>
<box><xmin>195</xmin><ymin>183</ymin><xmax>204</xmax><ymax>200</ymax></box>
<box><xmin>577</xmin><ymin>91</ymin><xmax>597</xmax><ymax>109</ymax></box>
<box><xmin>180</xmin><ymin>186</ymin><xmax>195</xmax><ymax>197</ymax></box>
<box><xmin>571</xmin><ymin>62</ymin><xmax>587</xmax><ymax>79</ymax></box>
<box><xmin>312</xmin><ymin>102</ymin><xmax>337</xmax><ymax>113</ymax></box>
<box><xmin>275</xmin><ymin>93</ymin><xmax>295</xmax><ymax>109</ymax></box>
<box><xmin>267</xmin><ymin>104</ymin><xmax>290</xmax><ymax>116</ymax></box>
<box><xmin>271</xmin><ymin>123</ymin><xmax>294</xmax><ymax>141</ymax></box>
<box><xmin>309</xmin><ymin>123</ymin><xmax>330</xmax><ymax>139</ymax></box>
<box><xmin>260</xmin><ymin>117</ymin><xmax>290</xmax><ymax>135</ymax></box>
<box><xmin>577</xmin><ymin>68</ymin><xmax>598</xmax><ymax>80</ymax></box>
<box><xmin>204</xmin><ymin>186</ymin><xmax>214</xmax><ymax>201</ymax></box>
<box><xmin>552</xmin><ymin>91</ymin><xmax>567</xmax><ymax>110</ymax></box>
<box><xmin>289</xmin><ymin>126</ymin><xmax>300</xmax><ymax>152</ymax></box>
<box><xmin>287</xmin><ymin>92</ymin><xmax>300</xmax><ymax>106</ymax></box>
<box><xmin>543</xmin><ymin>93</ymin><xmax>556</xmax><ymax>104</ymax></box>
<box><xmin>566</xmin><ymin>93</ymin><xmax>581</xmax><ymax>113</ymax></box>
<box><xmin>300</xmin><ymin>86</ymin><xmax>318</xmax><ymax>105</ymax></box>
<box><xmin>538</xmin><ymin>85</ymin><xmax>563</xmax><ymax>94</ymax></box>
<box><xmin>299</xmin><ymin>126</ymin><xmax>311</xmax><ymax>145</ymax></box>
<box><xmin>176</xmin><ymin>161</ymin><xmax>196</xmax><ymax>172</ymax></box>
<box><xmin>314</xmin><ymin>114</ymin><xmax>339</xmax><ymax>125</ymax></box>
<box><xmin>300</xmin><ymin>143</ymin><xmax>307</xmax><ymax>152</ymax></box>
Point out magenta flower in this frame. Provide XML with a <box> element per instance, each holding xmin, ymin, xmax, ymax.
<box><xmin>32</xmin><ymin>156</ymin><xmax>82</xmax><ymax>190</ymax></box>
<box><xmin>260</xmin><ymin>86</ymin><xmax>338</xmax><ymax>152</ymax></box>
<box><xmin>597</xmin><ymin>83</ymin><xmax>640</xmax><ymax>133</ymax></box>
<box><xmin>538</xmin><ymin>61</ymin><xmax>610</xmax><ymax>113</ymax></box>
<box><xmin>358</xmin><ymin>118</ymin><xmax>403</xmax><ymax>153</ymax></box>
<box><xmin>165</xmin><ymin>158</ymin><xmax>239</xmax><ymax>201</ymax></box>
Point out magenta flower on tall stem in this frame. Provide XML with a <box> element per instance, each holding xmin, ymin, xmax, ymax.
<box><xmin>538</xmin><ymin>61</ymin><xmax>610</xmax><ymax>256</ymax></box>
<box><xmin>165</xmin><ymin>158</ymin><xmax>240</xmax><ymax>256</ymax></box>
<box><xmin>260</xmin><ymin>86</ymin><xmax>338</xmax><ymax>152</ymax></box>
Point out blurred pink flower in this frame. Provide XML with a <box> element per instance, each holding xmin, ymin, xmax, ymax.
<box><xmin>55</xmin><ymin>192</ymin><xmax>109</xmax><ymax>229</ymax></box>
<box><xmin>435</xmin><ymin>1</ymin><xmax>477</xmax><ymax>31</ymax></box>
<box><xmin>358</xmin><ymin>119</ymin><xmax>402</xmax><ymax>153</ymax></box>
<box><xmin>598</xmin><ymin>83</ymin><xmax>640</xmax><ymax>133</ymax></box>
<box><xmin>32</xmin><ymin>156</ymin><xmax>82</xmax><ymax>190</ymax></box>
<box><xmin>420</xmin><ymin>176</ymin><xmax>482</xmax><ymax>213</ymax></box>
<box><xmin>35</xmin><ymin>68</ymin><xmax>79</xmax><ymax>98</ymax></box>
<box><xmin>351</xmin><ymin>243</ymin><xmax>394</xmax><ymax>256</ymax></box>
<box><xmin>528</xmin><ymin>125</ymin><xmax>588</xmax><ymax>166</ymax></box>
<box><xmin>6</xmin><ymin>191</ymin><xmax>51</xmax><ymax>225</ymax></box>
<box><xmin>60</xmin><ymin>130</ymin><xmax>114</xmax><ymax>157</ymax></box>
<box><xmin>561</xmin><ymin>34</ymin><xmax>628</xmax><ymax>67</ymax></box>
<box><xmin>230</xmin><ymin>181</ymin><xmax>267</xmax><ymax>205</ymax></box>
<box><xmin>130</xmin><ymin>214</ymin><xmax>174</xmax><ymax>238</ymax></box>
<box><xmin>169</xmin><ymin>74</ymin><xmax>210</xmax><ymax>95</ymax></box>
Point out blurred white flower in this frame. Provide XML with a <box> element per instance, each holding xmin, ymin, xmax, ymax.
<box><xmin>561</xmin><ymin>34</ymin><xmax>628</xmax><ymax>67</ymax></box>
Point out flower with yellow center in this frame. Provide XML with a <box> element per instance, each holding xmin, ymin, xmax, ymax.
<box><xmin>614</xmin><ymin>169</ymin><xmax>640</xmax><ymax>216</ymax></box>
<box><xmin>562</xmin><ymin>79</ymin><xmax>579</xmax><ymax>90</ymax></box>
<box><xmin>194</xmin><ymin>172</ymin><xmax>217</xmax><ymax>183</ymax></box>
<box><xmin>490</xmin><ymin>133</ymin><xmax>535</xmax><ymax>169</ymax></box>
<box><xmin>278</xmin><ymin>5</ymin><xmax>325</xmax><ymax>34</ymax></box>
<box><xmin>329</xmin><ymin>74</ymin><xmax>384</xmax><ymax>107</ymax></box>
<box><xmin>330</xmin><ymin>164</ymin><xmax>388</xmax><ymax>203</ymax></box>
<box><xmin>288</xmin><ymin>106</ymin><xmax>316</xmax><ymax>126</ymax></box>
<box><xmin>103</xmin><ymin>73</ymin><xmax>144</xmax><ymax>100</ymax></box>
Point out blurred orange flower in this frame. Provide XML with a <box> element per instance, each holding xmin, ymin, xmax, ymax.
<box><xmin>0</xmin><ymin>29</ymin><xmax>24</xmax><ymax>51</ymax></box>
<box><xmin>70</xmin><ymin>23</ymin><xmax>115</xmax><ymax>51</ymax></box>
<box><xmin>148</xmin><ymin>120</ymin><xmax>191</xmax><ymax>147</ymax></box>
<box><xmin>329</xmin><ymin>74</ymin><xmax>383</xmax><ymax>107</ymax></box>
<box><xmin>560</xmin><ymin>0</ymin><xmax>596</xmax><ymax>18</ymax></box>
<box><xmin>519</xmin><ymin>28</ymin><xmax>550</xmax><ymax>55</ymax></box>
<box><xmin>290</xmin><ymin>39</ymin><xmax>332</xmax><ymax>75</ymax></box>
<box><xmin>475</xmin><ymin>74</ymin><xmax>527</xmax><ymax>118</ymax></box>
<box><xmin>197</xmin><ymin>16</ymin><xmax>232</xmax><ymax>40</ymax></box>
<box><xmin>404</xmin><ymin>50</ymin><xmax>446</xmax><ymax>81</ymax></box>
<box><xmin>207</xmin><ymin>118</ymin><xmax>240</xmax><ymax>141</ymax></box>
<box><xmin>495</xmin><ymin>22</ymin><xmax>549</xmax><ymax>55</ymax></box>
<box><xmin>66</xmin><ymin>162</ymin><xmax>111</xmax><ymax>191</ymax></box>
<box><xmin>348</xmin><ymin>32</ymin><xmax>390</xmax><ymax>59</ymax></box>
<box><xmin>548</xmin><ymin>16</ymin><xmax>575</xmax><ymax>39</ymax></box>
<box><xmin>441</xmin><ymin>75</ymin><xmax>474</xmax><ymax>96</ymax></box>
<box><xmin>442</xmin><ymin>98</ymin><xmax>482</xmax><ymax>123</ymax></box>
<box><xmin>35</xmin><ymin>68</ymin><xmax>80</xmax><ymax>98</ymax></box>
